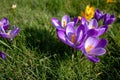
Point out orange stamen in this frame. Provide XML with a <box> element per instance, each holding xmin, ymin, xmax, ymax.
<box><xmin>71</xmin><ymin>34</ymin><xmax>75</xmax><ymax>43</ymax></box>
<box><xmin>91</xmin><ymin>26</ymin><xmax>95</xmax><ymax>29</ymax></box>
<box><xmin>62</xmin><ymin>21</ymin><xmax>66</xmax><ymax>28</ymax></box>
<box><xmin>86</xmin><ymin>45</ymin><xmax>93</xmax><ymax>52</ymax></box>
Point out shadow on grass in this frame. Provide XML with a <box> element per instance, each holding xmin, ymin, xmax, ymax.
<box><xmin>24</xmin><ymin>27</ymin><xmax>72</xmax><ymax>60</ymax></box>
<box><xmin>99</xmin><ymin>36</ymin><xmax>120</xmax><ymax>80</ymax></box>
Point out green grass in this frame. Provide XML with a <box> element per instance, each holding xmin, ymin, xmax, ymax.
<box><xmin>0</xmin><ymin>0</ymin><xmax>120</xmax><ymax>80</ymax></box>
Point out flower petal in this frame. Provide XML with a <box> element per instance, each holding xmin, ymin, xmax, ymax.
<box><xmin>96</xmin><ymin>38</ymin><xmax>108</xmax><ymax>48</ymax></box>
<box><xmin>85</xmin><ymin>37</ymin><xmax>99</xmax><ymax>49</ymax></box>
<box><xmin>10</xmin><ymin>26</ymin><xmax>20</xmax><ymax>38</ymax></box>
<box><xmin>61</xmin><ymin>15</ymin><xmax>70</xmax><ymax>24</ymax></box>
<box><xmin>103</xmin><ymin>14</ymin><xmax>115</xmax><ymax>25</ymax></box>
<box><xmin>51</xmin><ymin>18</ymin><xmax>61</xmax><ymax>29</ymax></box>
<box><xmin>88</xmin><ymin>19</ymin><xmax>98</xmax><ymax>29</ymax></box>
<box><xmin>1</xmin><ymin>17</ymin><xmax>9</xmax><ymax>30</ymax></box>
<box><xmin>66</xmin><ymin>38</ymin><xmax>74</xmax><ymax>47</ymax></box>
<box><xmin>94</xmin><ymin>9</ymin><xmax>104</xmax><ymax>21</ymax></box>
<box><xmin>89</xmin><ymin>48</ymin><xmax>106</xmax><ymax>56</ymax></box>
<box><xmin>76</xmin><ymin>24</ymin><xmax>85</xmax><ymax>43</ymax></box>
<box><xmin>0</xmin><ymin>32</ymin><xmax>10</xmax><ymax>38</ymax></box>
<box><xmin>87</xmin><ymin>29</ymin><xmax>98</xmax><ymax>37</ymax></box>
<box><xmin>57</xmin><ymin>30</ymin><xmax>66</xmax><ymax>43</ymax></box>
<box><xmin>87</xmin><ymin>55</ymin><xmax>100</xmax><ymax>63</ymax></box>
<box><xmin>0</xmin><ymin>52</ymin><xmax>6</xmax><ymax>59</ymax></box>
<box><xmin>66</xmin><ymin>22</ymin><xmax>75</xmax><ymax>38</ymax></box>
<box><xmin>72</xmin><ymin>16</ymin><xmax>79</xmax><ymax>25</ymax></box>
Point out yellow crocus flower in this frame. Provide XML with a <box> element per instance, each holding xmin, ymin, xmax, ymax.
<box><xmin>81</xmin><ymin>5</ymin><xmax>95</xmax><ymax>21</ymax></box>
<box><xmin>107</xmin><ymin>0</ymin><xmax>116</xmax><ymax>3</ymax></box>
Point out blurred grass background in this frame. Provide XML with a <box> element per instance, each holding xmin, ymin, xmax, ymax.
<box><xmin>0</xmin><ymin>0</ymin><xmax>120</xmax><ymax>80</ymax></box>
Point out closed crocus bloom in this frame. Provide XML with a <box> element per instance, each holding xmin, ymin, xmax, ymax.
<box><xmin>81</xmin><ymin>5</ymin><xmax>95</xmax><ymax>21</ymax></box>
<box><xmin>51</xmin><ymin>15</ymin><xmax>70</xmax><ymax>31</ymax></box>
<box><xmin>103</xmin><ymin>14</ymin><xmax>115</xmax><ymax>25</ymax></box>
<box><xmin>0</xmin><ymin>26</ymin><xmax>20</xmax><ymax>41</ymax></box>
<box><xmin>82</xmin><ymin>37</ymin><xmax>107</xmax><ymax>63</ymax></box>
<box><xmin>94</xmin><ymin>9</ymin><xmax>104</xmax><ymax>21</ymax></box>
<box><xmin>57</xmin><ymin>22</ymin><xmax>85</xmax><ymax>49</ymax></box>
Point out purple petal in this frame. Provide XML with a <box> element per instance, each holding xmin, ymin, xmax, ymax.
<box><xmin>61</xmin><ymin>15</ymin><xmax>70</xmax><ymax>25</ymax></box>
<box><xmin>1</xmin><ymin>17</ymin><xmax>9</xmax><ymax>30</ymax></box>
<box><xmin>85</xmin><ymin>37</ymin><xmax>99</xmax><ymax>49</ymax></box>
<box><xmin>89</xmin><ymin>48</ymin><xmax>106</xmax><ymax>56</ymax></box>
<box><xmin>88</xmin><ymin>19</ymin><xmax>98</xmax><ymax>29</ymax></box>
<box><xmin>0</xmin><ymin>52</ymin><xmax>6</xmax><ymax>59</ymax></box>
<box><xmin>10</xmin><ymin>26</ymin><xmax>20</xmax><ymax>38</ymax></box>
<box><xmin>66</xmin><ymin>38</ymin><xmax>74</xmax><ymax>47</ymax></box>
<box><xmin>100</xmin><ymin>25</ymin><xmax>108</xmax><ymax>32</ymax></box>
<box><xmin>96</xmin><ymin>28</ymin><xmax>106</xmax><ymax>36</ymax></box>
<box><xmin>51</xmin><ymin>18</ymin><xmax>61</xmax><ymax>29</ymax></box>
<box><xmin>57</xmin><ymin>29</ymin><xmax>66</xmax><ymax>43</ymax></box>
<box><xmin>0</xmin><ymin>32</ymin><xmax>10</xmax><ymax>38</ymax></box>
<box><xmin>66</xmin><ymin>22</ymin><xmax>75</xmax><ymax>39</ymax></box>
<box><xmin>72</xmin><ymin>16</ymin><xmax>79</xmax><ymax>25</ymax></box>
<box><xmin>87</xmin><ymin>29</ymin><xmax>98</xmax><ymax>37</ymax></box>
<box><xmin>81</xmin><ymin>17</ymin><xmax>87</xmax><ymax>25</ymax></box>
<box><xmin>94</xmin><ymin>9</ymin><xmax>104</xmax><ymax>21</ymax></box>
<box><xmin>103</xmin><ymin>14</ymin><xmax>115</xmax><ymax>25</ymax></box>
<box><xmin>81</xmin><ymin>17</ymin><xmax>88</xmax><ymax>31</ymax></box>
<box><xmin>87</xmin><ymin>55</ymin><xmax>100</xmax><ymax>63</ymax></box>
<box><xmin>95</xmin><ymin>38</ymin><xmax>108</xmax><ymax>48</ymax></box>
<box><xmin>76</xmin><ymin>24</ymin><xmax>85</xmax><ymax>43</ymax></box>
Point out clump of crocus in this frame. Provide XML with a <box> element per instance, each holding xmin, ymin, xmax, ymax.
<box><xmin>0</xmin><ymin>26</ymin><xmax>20</xmax><ymax>41</ymax></box>
<box><xmin>0</xmin><ymin>17</ymin><xmax>20</xmax><ymax>59</ymax></box>
<box><xmin>51</xmin><ymin>11</ymin><xmax>115</xmax><ymax>62</ymax></box>
<box><xmin>51</xmin><ymin>9</ymin><xmax>115</xmax><ymax>63</ymax></box>
<box><xmin>0</xmin><ymin>18</ymin><xmax>20</xmax><ymax>41</ymax></box>
<box><xmin>81</xmin><ymin>5</ymin><xmax>95</xmax><ymax>21</ymax></box>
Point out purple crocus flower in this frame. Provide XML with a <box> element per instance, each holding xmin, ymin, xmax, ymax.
<box><xmin>82</xmin><ymin>37</ymin><xmax>107</xmax><ymax>63</ymax></box>
<box><xmin>51</xmin><ymin>15</ymin><xmax>70</xmax><ymax>31</ymax></box>
<box><xmin>94</xmin><ymin>9</ymin><xmax>104</xmax><ymax>21</ymax></box>
<box><xmin>0</xmin><ymin>52</ymin><xmax>6</xmax><ymax>59</ymax></box>
<box><xmin>57</xmin><ymin>22</ymin><xmax>85</xmax><ymax>49</ymax></box>
<box><xmin>103</xmin><ymin>14</ymin><xmax>115</xmax><ymax>25</ymax></box>
<box><xmin>0</xmin><ymin>17</ymin><xmax>9</xmax><ymax>30</ymax></box>
<box><xmin>0</xmin><ymin>26</ymin><xmax>20</xmax><ymax>41</ymax></box>
<box><xmin>86</xmin><ymin>19</ymin><xmax>107</xmax><ymax>37</ymax></box>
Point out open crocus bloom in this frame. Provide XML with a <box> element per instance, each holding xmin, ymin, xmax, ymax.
<box><xmin>87</xmin><ymin>19</ymin><xmax>107</xmax><ymax>37</ymax></box>
<box><xmin>103</xmin><ymin>14</ymin><xmax>115</xmax><ymax>25</ymax></box>
<box><xmin>57</xmin><ymin>22</ymin><xmax>85</xmax><ymax>49</ymax></box>
<box><xmin>51</xmin><ymin>15</ymin><xmax>70</xmax><ymax>31</ymax></box>
<box><xmin>0</xmin><ymin>26</ymin><xmax>20</xmax><ymax>40</ymax></box>
<box><xmin>0</xmin><ymin>17</ymin><xmax>9</xmax><ymax>30</ymax></box>
<box><xmin>82</xmin><ymin>37</ymin><xmax>107</xmax><ymax>63</ymax></box>
<box><xmin>0</xmin><ymin>52</ymin><xmax>6</xmax><ymax>59</ymax></box>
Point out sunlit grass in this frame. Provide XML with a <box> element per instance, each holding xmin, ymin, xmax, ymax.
<box><xmin>0</xmin><ymin>0</ymin><xmax>119</xmax><ymax>80</ymax></box>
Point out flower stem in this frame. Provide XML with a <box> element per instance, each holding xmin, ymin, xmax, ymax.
<box><xmin>72</xmin><ymin>48</ymin><xmax>76</xmax><ymax>61</ymax></box>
